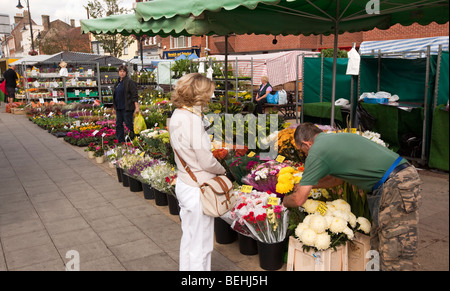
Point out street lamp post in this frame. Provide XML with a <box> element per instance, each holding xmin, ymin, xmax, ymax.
<box><xmin>16</xmin><ymin>0</ymin><xmax>36</xmax><ymax>55</ymax></box>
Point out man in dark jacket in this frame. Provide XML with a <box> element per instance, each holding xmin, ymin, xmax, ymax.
<box><xmin>3</xmin><ymin>65</ymin><xmax>18</xmax><ymax>104</ymax></box>
<box><xmin>113</xmin><ymin>65</ymin><xmax>140</xmax><ymax>143</ymax></box>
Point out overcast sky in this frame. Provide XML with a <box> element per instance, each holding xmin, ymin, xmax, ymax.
<box><xmin>1</xmin><ymin>0</ymin><xmax>136</xmax><ymax>27</ymax></box>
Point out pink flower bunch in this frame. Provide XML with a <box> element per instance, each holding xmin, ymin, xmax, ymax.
<box><xmin>66</xmin><ymin>127</ymin><xmax>116</xmax><ymax>140</ymax></box>
<box><xmin>96</xmin><ymin>120</ymin><xmax>116</xmax><ymax>127</ymax></box>
<box><xmin>223</xmin><ymin>190</ymin><xmax>288</xmax><ymax>243</ymax></box>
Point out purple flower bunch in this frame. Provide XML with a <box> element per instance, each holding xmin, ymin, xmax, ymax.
<box><xmin>128</xmin><ymin>159</ymin><xmax>160</xmax><ymax>178</ymax></box>
<box><xmin>96</xmin><ymin>120</ymin><xmax>115</xmax><ymax>127</ymax></box>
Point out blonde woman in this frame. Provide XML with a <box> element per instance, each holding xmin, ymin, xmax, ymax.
<box><xmin>169</xmin><ymin>73</ymin><xmax>226</xmax><ymax>271</ymax></box>
<box><xmin>254</xmin><ymin>75</ymin><xmax>272</xmax><ymax>114</ymax></box>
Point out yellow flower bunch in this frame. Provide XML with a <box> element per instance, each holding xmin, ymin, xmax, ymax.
<box><xmin>276</xmin><ymin>166</ymin><xmax>302</xmax><ymax>195</ymax></box>
<box><xmin>78</xmin><ymin>124</ymin><xmax>101</xmax><ymax>131</ymax></box>
<box><xmin>276</xmin><ymin>127</ymin><xmax>305</xmax><ymax>163</ymax></box>
<box><xmin>277</xmin><ymin>128</ymin><xmax>298</xmax><ymax>151</ymax></box>
<box><xmin>266</xmin><ymin>208</ymin><xmax>278</xmax><ymax>231</ymax></box>
<box><xmin>238</xmin><ymin>91</ymin><xmax>252</xmax><ymax>100</ymax></box>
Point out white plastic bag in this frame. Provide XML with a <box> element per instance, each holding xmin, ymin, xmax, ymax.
<box><xmin>375</xmin><ymin>91</ymin><xmax>391</xmax><ymax>99</ymax></box>
<box><xmin>346</xmin><ymin>47</ymin><xmax>361</xmax><ymax>75</ymax></box>
<box><xmin>278</xmin><ymin>89</ymin><xmax>287</xmax><ymax>104</ymax></box>
<box><xmin>335</xmin><ymin>98</ymin><xmax>349</xmax><ymax>106</ymax></box>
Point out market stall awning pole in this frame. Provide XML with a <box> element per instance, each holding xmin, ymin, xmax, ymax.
<box><xmin>421</xmin><ymin>46</ymin><xmax>431</xmax><ymax>162</ymax></box>
<box><xmin>330</xmin><ymin>0</ymin><xmax>340</xmax><ymax>128</ymax></box>
<box><xmin>295</xmin><ymin>54</ymin><xmax>299</xmax><ymax>124</ymax></box>
<box><xmin>139</xmin><ymin>36</ymin><xmax>144</xmax><ymax>71</ymax></box>
<box><xmin>225</xmin><ymin>34</ymin><xmax>229</xmax><ymax>113</ymax></box>
<box><xmin>433</xmin><ymin>45</ymin><xmax>443</xmax><ymax>111</ymax></box>
<box><xmin>301</xmin><ymin>54</ymin><xmax>305</xmax><ymax>124</ymax></box>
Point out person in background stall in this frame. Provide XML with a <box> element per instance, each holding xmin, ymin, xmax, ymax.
<box><xmin>3</xmin><ymin>65</ymin><xmax>18</xmax><ymax>104</ymax></box>
<box><xmin>112</xmin><ymin>65</ymin><xmax>139</xmax><ymax>143</ymax></box>
<box><xmin>283</xmin><ymin>122</ymin><xmax>423</xmax><ymax>271</ymax></box>
<box><xmin>254</xmin><ymin>75</ymin><xmax>272</xmax><ymax>114</ymax></box>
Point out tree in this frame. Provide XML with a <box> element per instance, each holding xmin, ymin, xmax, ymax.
<box><xmin>85</xmin><ymin>0</ymin><xmax>135</xmax><ymax>58</ymax></box>
<box><xmin>38</xmin><ymin>28</ymin><xmax>91</xmax><ymax>55</ymax></box>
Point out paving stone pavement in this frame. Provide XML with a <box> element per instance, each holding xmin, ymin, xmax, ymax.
<box><xmin>0</xmin><ymin>108</ymin><xmax>448</xmax><ymax>271</ymax></box>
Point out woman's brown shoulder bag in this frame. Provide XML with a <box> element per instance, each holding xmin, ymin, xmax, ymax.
<box><xmin>174</xmin><ymin>150</ymin><xmax>237</xmax><ymax>217</ymax></box>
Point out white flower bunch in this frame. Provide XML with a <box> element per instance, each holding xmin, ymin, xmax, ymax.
<box><xmin>309</xmin><ymin>188</ymin><xmax>330</xmax><ymax>199</ymax></box>
<box><xmin>259</xmin><ymin>130</ymin><xmax>279</xmax><ymax>147</ymax></box>
<box><xmin>295</xmin><ymin>199</ymin><xmax>371</xmax><ymax>251</ymax></box>
<box><xmin>119</xmin><ymin>152</ymin><xmax>145</xmax><ymax>170</ymax></box>
<box><xmin>361</xmin><ymin>130</ymin><xmax>388</xmax><ymax>147</ymax></box>
<box><xmin>254</xmin><ymin>168</ymin><xmax>269</xmax><ymax>181</ymax></box>
<box><xmin>140</xmin><ymin>128</ymin><xmax>169</xmax><ymax>139</ymax></box>
<box><xmin>140</xmin><ymin>161</ymin><xmax>177</xmax><ymax>193</ymax></box>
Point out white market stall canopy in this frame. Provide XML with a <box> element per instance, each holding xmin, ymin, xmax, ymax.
<box><xmin>359</xmin><ymin>36</ymin><xmax>449</xmax><ymax>58</ymax></box>
<box><xmin>127</xmin><ymin>57</ymin><xmax>160</xmax><ymax>66</ymax></box>
<box><xmin>10</xmin><ymin>54</ymin><xmax>55</xmax><ymax>66</ymax></box>
<box><xmin>10</xmin><ymin>52</ymin><xmax>126</xmax><ymax>67</ymax></box>
<box><xmin>199</xmin><ymin>50</ymin><xmax>318</xmax><ymax>86</ymax></box>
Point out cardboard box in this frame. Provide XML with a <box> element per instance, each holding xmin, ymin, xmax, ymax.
<box><xmin>348</xmin><ymin>232</ymin><xmax>371</xmax><ymax>271</ymax></box>
<box><xmin>287</xmin><ymin>236</ymin><xmax>349</xmax><ymax>271</ymax></box>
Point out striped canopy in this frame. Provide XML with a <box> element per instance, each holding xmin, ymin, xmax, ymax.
<box><xmin>359</xmin><ymin>36</ymin><xmax>449</xmax><ymax>57</ymax></box>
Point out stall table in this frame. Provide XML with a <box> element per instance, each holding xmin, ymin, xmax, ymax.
<box><xmin>360</xmin><ymin>102</ymin><xmax>425</xmax><ymax>154</ymax></box>
<box><xmin>428</xmin><ymin>105</ymin><xmax>449</xmax><ymax>171</ymax></box>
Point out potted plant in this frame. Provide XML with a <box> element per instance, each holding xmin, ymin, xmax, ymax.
<box><xmin>94</xmin><ymin>145</ymin><xmax>105</xmax><ymax>163</ymax></box>
<box><xmin>140</xmin><ymin>161</ymin><xmax>176</xmax><ymax>207</ymax></box>
<box><xmin>222</xmin><ymin>190</ymin><xmax>290</xmax><ymax>270</ymax></box>
<box><xmin>85</xmin><ymin>142</ymin><xmax>96</xmax><ymax>159</ymax></box>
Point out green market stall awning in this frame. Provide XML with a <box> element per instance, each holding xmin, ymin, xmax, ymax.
<box><xmin>83</xmin><ymin>1</ymin><xmax>449</xmax><ymax>122</ymax></box>
<box><xmin>135</xmin><ymin>0</ymin><xmax>449</xmax><ymax>35</ymax></box>
<box><xmin>80</xmin><ymin>14</ymin><xmax>195</xmax><ymax>37</ymax></box>
<box><xmin>134</xmin><ymin>0</ymin><xmax>449</xmax><ymax>125</ymax></box>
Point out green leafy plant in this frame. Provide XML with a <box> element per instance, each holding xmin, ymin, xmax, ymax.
<box><xmin>319</xmin><ymin>48</ymin><xmax>348</xmax><ymax>58</ymax></box>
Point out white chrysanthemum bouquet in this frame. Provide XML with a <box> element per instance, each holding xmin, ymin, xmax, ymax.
<box><xmin>294</xmin><ymin>199</ymin><xmax>371</xmax><ymax>252</ymax></box>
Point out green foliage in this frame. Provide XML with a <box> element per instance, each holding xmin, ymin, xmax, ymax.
<box><xmin>171</xmin><ymin>59</ymin><xmax>198</xmax><ymax>78</ymax></box>
<box><xmin>85</xmin><ymin>0</ymin><xmax>135</xmax><ymax>57</ymax></box>
<box><xmin>319</xmin><ymin>48</ymin><xmax>348</xmax><ymax>58</ymax></box>
<box><xmin>141</xmin><ymin>110</ymin><xmax>167</xmax><ymax>129</ymax></box>
<box><xmin>208</xmin><ymin>113</ymin><xmax>285</xmax><ymax>153</ymax></box>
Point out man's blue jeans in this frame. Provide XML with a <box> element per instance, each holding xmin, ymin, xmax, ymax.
<box><xmin>116</xmin><ymin>109</ymin><xmax>134</xmax><ymax>143</ymax></box>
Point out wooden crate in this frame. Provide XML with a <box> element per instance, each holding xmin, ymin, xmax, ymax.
<box><xmin>287</xmin><ymin>236</ymin><xmax>348</xmax><ymax>271</ymax></box>
<box><xmin>348</xmin><ymin>232</ymin><xmax>371</xmax><ymax>271</ymax></box>
<box><xmin>11</xmin><ymin>108</ymin><xmax>25</xmax><ymax>115</ymax></box>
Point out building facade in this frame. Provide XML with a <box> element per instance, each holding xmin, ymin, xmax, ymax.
<box><xmin>1</xmin><ymin>11</ymin><xmax>91</xmax><ymax>58</ymax></box>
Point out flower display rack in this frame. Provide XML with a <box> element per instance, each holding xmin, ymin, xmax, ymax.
<box><xmin>287</xmin><ymin>236</ymin><xmax>349</xmax><ymax>271</ymax></box>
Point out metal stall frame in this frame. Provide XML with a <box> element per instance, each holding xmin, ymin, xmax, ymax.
<box><xmin>432</xmin><ymin>45</ymin><xmax>443</xmax><ymax>111</ymax></box>
<box><xmin>297</xmin><ymin>53</ymin><xmax>355</xmax><ymax>127</ymax></box>
<box><xmin>20</xmin><ymin>61</ymin><xmax>101</xmax><ymax>104</ymax></box>
<box><xmin>359</xmin><ymin>46</ymin><xmax>433</xmax><ymax>165</ymax></box>
<box><xmin>190</xmin><ymin>57</ymin><xmax>254</xmax><ymax>112</ymax></box>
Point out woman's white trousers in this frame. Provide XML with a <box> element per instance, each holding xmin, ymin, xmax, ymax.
<box><xmin>176</xmin><ymin>178</ymin><xmax>214</xmax><ymax>271</ymax></box>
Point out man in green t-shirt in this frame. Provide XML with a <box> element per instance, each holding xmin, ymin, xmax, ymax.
<box><xmin>283</xmin><ymin>123</ymin><xmax>422</xmax><ymax>271</ymax></box>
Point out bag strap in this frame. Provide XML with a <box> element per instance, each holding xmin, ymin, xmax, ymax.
<box><xmin>212</xmin><ymin>176</ymin><xmax>228</xmax><ymax>192</ymax></box>
<box><xmin>173</xmin><ymin>149</ymin><xmax>199</xmax><ymax>185</ymax></box>
<box><xmin>173</xmin><ymin>108</ymin><xmax>211</xmax><ymax>186</ymax></box>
